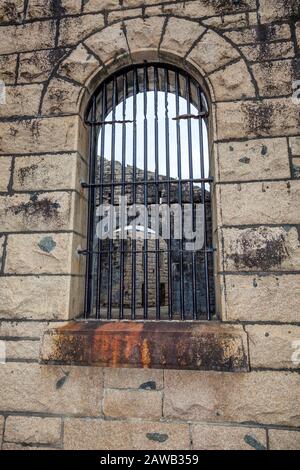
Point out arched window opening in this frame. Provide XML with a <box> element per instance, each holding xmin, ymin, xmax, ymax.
<box><xmin>83</xmin><ymin>63</ymin><xmax>215</xmax><ymax>321</ymax></box>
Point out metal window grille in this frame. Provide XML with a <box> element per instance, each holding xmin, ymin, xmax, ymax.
<box><xmin>81</xmin><ymin>63</ymin><xmax>215</xmax><ymax>321</ymax></box>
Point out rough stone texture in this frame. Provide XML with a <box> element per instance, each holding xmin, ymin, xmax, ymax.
<box><xmin>13</xmin><ymin>153</ymin><xmax>86</xmax><ymax>192</ymax></box>
<box><xmin>104</xmin><ymin>368</ymin><xmax>163</xmax><ymax>390</ymax></box>
<box><xmin>4</xmin><ymin>416</ymin><xmax>61</xmax><ymax>445</ymax></box>
<box><xmin>84</xmin><ymin>23</ymin><xmax>128</xmax><ymax>66</ymax></box>
<box><xmin>269</xmin><ymin>430</ymin><xmax>300</xmax><ymax>451</ymax></box>
<box><xmin>222</xmin><ymin>226</ymin><xmax>300</xmax><ymax>272</ymax></box>
<box><xmin>0</xmin><ymin>320</ymin><xmax>68</xmax><ymax>339</ymax></box>
<box><xmin>5</xmin><ymin>232</ymin><xmax>84</xmax><ymax>275</ymax></box>
<box><xmin>258</xmin><ymin>0</ymin><xmax>299</xmax><ymax>23</ymax></box>
<box><xmin>42</xmin><ymin>78</ymin><xmax>82</xmax><ymax>115</ymax></box>
<box><xmin>252</xmin><ymin>60</ymin><xmax>295</xmax><ymax>97</ymax></box>
<box><xmin>125</xmin><ymin>17</ymin><xmax>165</xmax><ymax>55</ymax></box>
<box><xmin>0</xmin><ymin>156</ymin><xmax>12</xmax><ymax>192</ymax></box>
<box><xmin>59</xmin><ymin>13</ymin><xmax>105</xmax><ymax>46</ymax></box>
<box><xmin>64</xmin><ymin>419</ymin><xmax>190</xmax><ymax>450</ymax></box>
<box><xmin>0</xmin><ymin>363</ymin><xmax>102</xmax><ymax>415</ymax></box>
<box><xmin>0</xmin><ymin>84</ymin><xmax>42</xmax><ymax>117</ymax></box>
<box><xmin>0</xmin><ymin>0</ymin><xmax>24</xmax><ymax>23</ymax></box>
<box><xmin>0</xmin><ymin>276</ymin><xmax>75</xmax><ymax>320</ymax></box>
<box><xmin>83</xmin><ymin>0</ymin><xmax>120</xmax><ymax>12</ymax></box>
<box><xmin>223</xmin><ymin>274</ymin><xmax>300</xmax><ymax>323</ymax></box>
<box><xmin>210</xmin><ymin>60</ymin><xmax>255</xmax><ymax>101</ymax></box>
<box><xmin>0</xmin><ymin>20</ymin><xmax>56</xmax><ymax>54</ymax></box>
<box><xmin>216</xmin><ymin>138</ymin><xmax>290</xmax><ymax>182</ymax></box>
<box><xmin>18</xmin><ymin>49</ymin><xmax>69</xmax><ymax>83</ymax></box>
<box><xmin>160</xmin><ymin>18</ymin><xmax>205</xmax><ymax>57</ymax></box>
<box><xmin>164</xmin><ymin>370</ymin><xmax>300</xmax><ymax>427</ymax></box>
<box><xmin>192</xmin><ymin>424</ymin><xmax>267</xmax><ymax>450</ymax></box>
<box><xmin>218</xmin><ymin>181</ymin><xmax>300</xmax><ymax>225</ymax></box>
<box><xmin>103</xmin><ymin>389</ymin><xmax>162</xmax><ymax>419</ymax></box>
<box><xmin>241</xmin><ymin>42</ymin><xmax>294</xmax><ymax>62</ymax></box>
<box><xmin>246</xmin><ymin>325</ymin><xmax>300</xmax><ymax>370</ymax></box>
<box><xmin>58</xmin><ymin>44</ymin><xmax>99</xmax><ymax>84</ymax></box>
<box><xmin>290</xmin><ymin>137</ymin><xmax>300</xmax><ymax>156</ymax></box>
<box><xmin>5</xmin><ymin>339</ymin><xmax>40</xmax><ymax>360</ymax></box>
<box><xmin>0</xmin><ymin>54</ymin><xmax>17</xmax><ymax>84</ymax></box>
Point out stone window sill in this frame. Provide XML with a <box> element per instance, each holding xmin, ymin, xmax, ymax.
<box><xmin>40</xmin><ymin>321</ymin><xmax>249</xmax><ymax>372</ymax></box>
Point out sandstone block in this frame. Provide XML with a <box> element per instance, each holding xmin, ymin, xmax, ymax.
<box><xmin>164</xmin><ymin>370</ymin><xmax>300</xmax><ymax>427</ymax></box>
<box><xmin>0</xmin><ymin>0</ymin><xmax>24</xmax><ymax>23</ymax></box>
<box><xmin>18</xmin><ymin>49</ymin><xmax>68</xmax><ymax>83</ymax></box>
<box><xmin>258</xmin><ymin>0</ymin><xmax>298</xmax><ymax>23</ymax></box>
<box><xmin>42</xmin><ymin>77</ymin><xmax>82</xmax><ymax>115</ymax></box>
<box><xmin>0</xmin><ymin>54</ymin><xmax>17</xmax><ymax>84</ymax></box>
<box><xmin>162</xmin><ymin>0</ymin><xmax>256</xmax><ymax>18</ymax></box>
<box><xmin>5</xmin><ymin>339</ymin><xmax>40</xmax><ymax>360</ymax></box>
<box><xmin>59</xmin><ymin>13</ymin><xmax>104</xmax><ymax>46</ymax></box>
<box><xmin>0</xmin><ymin>363</ymin><xmax>102</xmax><ymax>416</ymax></box>
<box><xmin>2</xmin><ymin>443</ymin><xmax>57</xmax><ymax>450</ymax></box>
<box><xmin>241</xmin><ymin>42</ymin><xmax>294</xmax><ymax>62</ymax></box>
<box><xmin>210</xmin><ymin>60</ymin><xmax>255</xmax><ymax>101</ymax></box>
<box><xmin>125</xmin><ymin>17</ymin><xmax>165</xmax><ymax>54</ymax></box>
<box><xmin>0</xmin><ymin>20</ymin><xmax>56</xmax><ymax>54</ymax></box>
<box><xmin>84</xmin><ymin>0</ymin><xmax>120</xmax><ymax>11</ymax></box>
<box><xmin>160</xmin><ymin>18</ymin><xmax>205</xmax><ymax>57</ymax></box>
<box><xmin>104</xmin><ymin>368</ymin><xmax>163</xmax><ymax>390</ymax></box>
<box><xmin>252</xmin><ymin>60</ymin><xmax>295</xmax><ymax>97</ymax></box>
<box><xmin>0</xmin><ymin>320</ymin><xmax>68</xmax><ymax>339</ymax></box>
<box><xmin>192</xmin><ymin>424</ymin><xmax>267</xmax><ymax>450</ymax></box>
<box><xmin>84</xmin><ymin>23</ymin><xmax>128</xmax><ymax>66</ymax></box>
<box><xmin>0</xmin><ymin>156</ymin><xmax>12</xmax><ymax>191</ymax></box>
<box><xmin>5</xmin><ymin>416</ymin><xmax>61</xmax><ymax>445</ymax></box>
<box><xmin>269</xmin><ymin>429</ymin><xmax>300</xmax><ymax>450</ymax></box>
<box><xmin>216</xmin><ymin>138</ymin><xmax>290</xmax><ymax>182</ymax></box>
<box><xmin>203</xmin><ymin>13</ymin><xmax>247</xmax><ymax>30</ymax></box>
<box><xmin>224</xmin><ymin>274</ymin><xmax>300</xmax><ymax>323</ymax></box>
<box><xmin>246</xmin><ymin>325</ymin><xmax>300</xmax><ymax>370</ymax></box>
<box><xmin>225</xmin><ymin>24</ymin><xmax>291</xmax><ymax>44</ymax></box>
<box><xmin>289</xmin><ymin>137</ymin><xmax>300</xmax><ymax>156</ymax></box>
<box><xmin>103</xmin><ymin>389</ymin><xmax>162</xmax><ymax>419</ymax></box>
<box><xmin>58</xmin><ymin>44</ymin><xmax>99</xmax><ymax>85</ymax></box>
<box><xmin>0</xmin><ymin>84</ymin><xmax>42</xmax><ymax>117</ymax></box>
<box><xmin>27</xmin><ymin>0</ymin><xmax>82</xmax><ymax>18</ymax></box>
<box><xmin>64</xmin><ymin>418</ymin><xmax>190</xmax><ymax>450</ymax></box>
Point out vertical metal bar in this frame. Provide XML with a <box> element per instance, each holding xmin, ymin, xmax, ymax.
<box><xmin>107</xmin><ymin>75</ymin><xmax>117</xmax><ymax>319</ymax></box>
<box><xmin>164</xmin><ymin>68</ymin><xmax>173</xmax><ymax>320</ymax></box>
<box><xmin>119</xmin><ymin>73</ymin><xmax>127</xmax><ymax>320</ymax></box>
<box><xmin>95</xmin><ymin>84</ymin><xmax>106</xmax><ymax>319</ymax></box>
<box><xmin>197</xmin><ymin>86</ymin><xmax>211</xmax><ymax>320</ymax></box>
<box><xmin>175</xmin><ymin>72</ymin><xmax>185</xmax><ymax>320</ymax></box>
<box><xmin>131</xmin><ymin>67</ymin><xmax>138</xmax><ymax>320</ymax></box>
<box><xmin>143</xmin><ymin>64</ymin><xmax>148</xmax><ymax>319</ymax></box>
<box><xmin>186</xmin><ymin>74</ymin><xmax>197</xmax><ymax>320</ymax></box>
<box><xmin>154</xmin><ymin>66</ymin><xmax>160</xmax><ymax>320</ymax></box>
<box><xmin>84</xmin><ymin>95</ymin><xmax>96</xmax><ymax>318</ymax></box>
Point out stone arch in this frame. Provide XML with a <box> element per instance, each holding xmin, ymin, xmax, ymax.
<box><xmin>41</xmin><ymin>15</ymin><xmax>257</xmax><ymax>118</ymax></box>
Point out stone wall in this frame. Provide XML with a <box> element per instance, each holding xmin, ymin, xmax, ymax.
<box><xmin>0</xmin><ymin>0</ymin><xmax>300</xmax><ymax>450</ymax></box>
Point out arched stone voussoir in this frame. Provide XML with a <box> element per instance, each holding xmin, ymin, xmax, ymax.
<box><xmin>57</xmin><ymin>43</ymin><xmax>101</xmax><ymax>86</ymax></box>
<box><xmin>123</xmin><ymin>16</ymin><xmax>165</xmax><ymax>54</ymax></box>
<box><xmin>41</xmin><ymin>77</ymin><xmax>84</xmax><ymax>117</ymax></box>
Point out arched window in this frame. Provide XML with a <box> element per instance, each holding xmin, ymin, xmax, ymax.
<box><xmin>83</xmin><ymin>63</ymin><xmax>215</xmax><ymax>321</ymax></box>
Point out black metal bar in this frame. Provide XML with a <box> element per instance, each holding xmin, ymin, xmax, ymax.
<box><xmin>143</xmin><ymin>64</ymin><xmax>148</xmax><ymax>319</ymax></box>
<box><xmin>172</xmin><ymin>112</ymin><xmax>209</xmax><ymax>121</ymax></box>
<box><xmin>119</xmin><ymin>73</ymin><xmax>127</xmax><ymax>320</ymax></box>
<box><xmin>154</xmin><ymin>66</ymin><xmax>160</xmax><ymax>320</ymax></box>
<box><xmin>85</xmin><ymin>119</ymin><xmax>134</xmax><ymax>126</ymax></box>
<box><xmin>79</xmin><ymin>248</ymin><xmax>216</xmax><ymax>255</ymax></box>
<box><xmin>175</xmin><ymin>71</ymin><xmax>185</xmax><ymax>320</ymax></box>
<box><xmin>197</xmin><ymin>85</ymin><xmax>211</xmax><ymax>320</ymax></box>
<box><xmin>131</xmin><ymin>67</ymin><xmax>138</xmax><ymax>320</ymax></box>
<box><xmin>81</xmin><ymin>177</ymin><xmax>214</xmax><ymax>188</ymax></box>
<box><xmin>164</xmin><ymin>68</ymin><xmax>173</xmax><ymax>320</ymax></box>
<box><xmin>186</xmin><ymin>74</ymin><xmax>198</xmax><ymax>320</ymax></box>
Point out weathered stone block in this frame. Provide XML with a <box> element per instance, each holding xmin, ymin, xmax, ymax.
<box><xmin>241</xmin><ymin>42</ymin><xmax>294</xmax><ymax>62</ymax></box>
<box><xmin>0</xmin><ymin>116</ymin><xmax>80</xmax><ymax>155</ymax></box>
<box><xmin>13</xmin><ymin>153</ymin><xmax>86</xmax><ymax>192</ymax></box>
<box><xmin>0</xmin><ymin>275</ymin><xmax>74</xmax><ymax>320</ymax></box>
<box><xmin>162</xmin><ymin>0</ymin><xmax>256</xmax><ymax>18</ymax></box>
<box><xmin>0</xmin><ymin>84</ymin><xmax>42</xmax><ymax>117</ymax></box>
<box><xmin>0</xmin><ymin>156</ymin><xmax>12</xmax><ymax>191</ymax></box>
<box><xmin>217</xmin><ymin>98</ymin><xmax>300</xmax><ymax>140</ymax></box>
<box><xmin>160</xmin><ymin>18</ymin><xmax>205</xmax><ymax>57</ymax></box>
<box><xmin>58</xmin><ymin>44</ymin><xmax>99</xmax><ymax>85</ymax></box>
<box><xmin>104</xmin><ymin>368</ymin><xmax>163</xmax><ymax>390</ymax></box>
<box><xmin>218</xmin><ymin>181</ymin><xmax>300</xmax><ymax>225</ymax></box>
<box><xmin>289</xmin><ymin>137</ymin><xmax>300</xmax><ymax>156</ymax></box>
<box><xmin>258</xmin><ymin>0</ymin><xmax>298</xmax><ymax>23</ymax></box>
<box><xmin>59</xmin><ymin>13</ymin><xmax>105</xmax><ymax>46</ymax></box>
<box><xmin>225</xmin><ymin>24</ymin><xmax>291</xmax><ymax>44</ymax></box>
<box><xmin>0</xmin><ymin>54</ymin><xmax>17</xmax><ymax>84</ymax></box>
<box><xmin>2</xmin><ymin>443</ymin><xmax>57</xmax><ymax>450</ymax></box>
<box><xmin>0</xmin><ymin>192</ymin><xmax>72</xmax><ymax>231</ymax></box>
<box><xmin>210</xmin><ymin>60</ymin><xmax>255</xmax><ymax>101</ymax></box>
<box><xmin>246</xmin><ymin>325</ymin><xmax>300</xmax><ymax>370</ymax></box>
<box><xmin>222</xmin><ymin>226</ymin><xmax>300</xmax><ymax>272</ymax></box>
<box><xmin>103</xmin><ymin>389</ymin><xmax>162</xmax><ymax>419</ymax></box>
<box><xmin>5</xmin><ymin>339</ymin><xmax>40</xmax><ymax>360</ymax></box>
<box><xmin>203</xmin><ymin>13</ymin><xmax>248</xmax><ymax>30</ymax></box>
<box><xmin>27</xmin><ymin>0</ymin><xmax>82</xmax><ymax>18</ymax></box>
<box><xmin>0</xmin><ymin>363</ymin><xmax>103</xmax><ymax>415</ymax></box>
<box><xmin>42</xmin><ymin>77</ymin><xmax>82</xmax><ymax>115</ymax></box>
<box><xmin>0</xmin><ymin>0</ymin><xmax>24</xmax><ymax>23</ymax></box>
<box><xmin>216</xmin><ymin>138</ymin><xmax>290</xmax><ymax>182</ymax></box>
<box><xmin>18</xmin><ymin>49</ymin><xmax>68</xmax><ymax>83</ymax></box>
<box><xmin>64</xmin><ymin>419</ymin><xmax>190</xmax><ymax>450</ymax></box>
<box><xmin>224</xmin><ymin>274</ymin><xmax>300</xmax><ymax>323</ymax></box>
<box><xmin>5</xmin><ymin>232</ymin><xmax>84</xmax><ymax>275</ymax></box>
<box><xmin>0</xmin><ymin>20</ymin><xmax>56</xmax><ymax>54</ymax></box>
<box><xmin>84</xmin><ymin>23</ymin><xmax>128</xmax><ymax>66</ymax></box>
<box><xmin>188</xmin><ymin>29</ymin><xmax>240</xmax><ymax>74</ymax></box>
<box><xmin>83</xmin><ymin>0</ymin><xmax>120</xmax><ymax>11</ymax></box>
<box><xmin>0</xmin><ymin>320</ymin><xmax>68</xmax><ymax>339</ymax></box>
<box><xmin>252</xmin><ymin>60</ymin><xmax>295</xmax><ymax>97</ymax></box>
<box><xmin>164</xmin><ymin>370</ymin><xmax>300</xmax><ymax>426</ymax></box>
<box><xmin>125</xmin><ymin>17</ymin><xmax>165</xmax><ymax>54</ymax></box>
<box><xmin>5</xmin><ymin>416</ymin><xmax>61</xmax><ymax>445</ymax></box>
<box><xmin>192</xmin><ymin>424</ymin><xmax>267</xmax><ymax>450</ymax></box>
<box><xmin>269</xmin><ymin>430</ymin><xmax>300</xmax><ymax>450</ymax></box>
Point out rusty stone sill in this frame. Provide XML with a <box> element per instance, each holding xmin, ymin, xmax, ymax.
<box><xmin>40</xmin><ymin>321</ymin><xmax>250</xmax><ymax>372</ymax></box>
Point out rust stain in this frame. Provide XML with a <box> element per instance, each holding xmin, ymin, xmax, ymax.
<box><xmin>141</xmin><ymin>338</ymin><xmax>151</xmax><ymax>368</ymax></box>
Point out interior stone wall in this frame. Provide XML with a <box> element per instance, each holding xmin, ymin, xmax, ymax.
<box><xmin>0</xmin><ymin>0</ymin><xmax>300</xmax><ymax>450</ymax></box>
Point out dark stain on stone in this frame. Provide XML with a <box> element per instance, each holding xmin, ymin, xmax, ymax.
<box><xmin>56</xmin><ymin>371</ymin><xmax>70</xmax><ymax>389</ymax></box>
<box><xmin>229</xmin><ymin>230</ymin><xmax>288</xmax><ymax>270</ymax></box>
<box><xmin>139</xmin><ymin>381</ymin><xmax>157</xmax><ymax>390</ymax></box>
<box><xmin>38</xmin><ymin>236</ymin><xmax>57</xmax><ymax>253</ymax></box>
<box><xmin>244</xmin><ymin>103</ymin><xmax>273</xmax><ymax>135</ymax></box>
<box><xmin>18</xmin><ymin>164</ymin><xmax>38</xmax><ymax>184</ymax></box>
<box><xmin>261</xmin><ymin>145</ymin><xmax>268</xmax><ymax>156</ymax></box>
<box><xmin>265</xmin><ymin>332</ymin><xmax>269</xmax><ymax>337</ymax></box>
<box><xmin>201</xmin><ymin>0</ymin><xmax>249</xmax><ymax>14</ymax></box>
<box><xmin>146</xmin><ymin>433</ymin><xmax>168</xmax><ymax>443</ymax></box>
<box><xmin>3</xmin><ymin>2</ymin><xmax>19</xmax><ymax>21</ymax></box>
<box><xmin>239</xmin><ymin>156</ymin><xmax>251</xmax><ymax>164</ymax></box>
<box><xmin>253</xmin><ymin>279</ymin><xmax>258</xmax><ymax>288</ymax></box>
<box><xmin>244</xmin><ymin>434</ymin><xmax>267</xmax><ymax>451</ymax></box>
<box><xmin>50</xmin><ymin>0</ymin><xmax>66</xmax><ymax>17</ymax></box>
<box><xmin>9</xmin><ymin>193</ymin><xmax>60</xmax><ymax>220</ymax></box>
<box><xmin>229</xmin><ymin>145</ymin><xmax>234</xmax><ymax>151</ymax></box>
